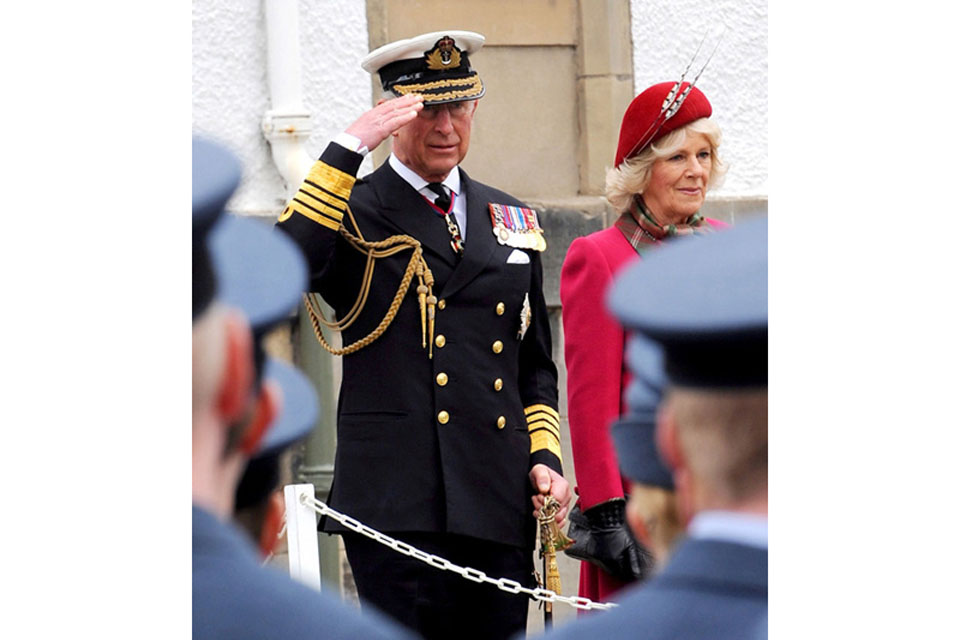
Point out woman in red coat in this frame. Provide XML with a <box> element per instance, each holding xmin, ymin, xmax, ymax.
<box><xmin>560</xmin><ymin>81</ymin><xmax>728</xmax><ymax>604</ymax></box>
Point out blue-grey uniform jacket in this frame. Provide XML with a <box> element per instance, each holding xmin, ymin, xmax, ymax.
<box><xmin>540</xmin><ymin>537</ymin><xmax>767</xmax><ymax>640</ymax></box>
<box><xmin>192</xmin><ymin>505</ymin><xmax>411</xmax><ymax>639</ymax></box>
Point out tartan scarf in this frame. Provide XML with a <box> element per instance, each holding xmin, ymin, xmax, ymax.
<box><xmin>614</xmin><ymin>195</ymin><xmax>709</xmax><ymax>256</ymax></box>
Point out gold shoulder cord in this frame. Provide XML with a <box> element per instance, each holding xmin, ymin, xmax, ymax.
<box><xmin>303</xmin><ymin>203</ymin><xmax>438</xmax><ymax>358</ymax></box>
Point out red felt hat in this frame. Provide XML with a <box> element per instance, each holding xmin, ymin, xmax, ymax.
<box><xmin>614</xmin><ymin>81</ymin><xmax>712</xmax><ymax>168</ymax></box>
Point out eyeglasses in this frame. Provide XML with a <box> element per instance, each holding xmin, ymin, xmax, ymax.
<box><xmin>418</xmin><ymin>101</ymin><xmax>474</xmax><ymax>120</ymax></box>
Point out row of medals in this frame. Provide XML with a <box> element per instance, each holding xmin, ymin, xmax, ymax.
<box><xmin>494</xmin><ymin>225</ymin><xmax>546</xmax><ymax>252</ymax></box>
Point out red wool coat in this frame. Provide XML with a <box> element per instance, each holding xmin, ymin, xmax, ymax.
<box><xmin>560</xmin><ymin>220</ymin><xmax>726</xmax><ymax>604</ymax></box>
<box><xmin>560</xmin><ymin>226</ymin><xmax>637</xmax><ymax>603</ymax></box>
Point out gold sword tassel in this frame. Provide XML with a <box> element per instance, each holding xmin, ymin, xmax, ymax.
<box><xmin>538</xmin><ymin>495</ymin><xmax>574</xmax><ymax>624</ymax></box>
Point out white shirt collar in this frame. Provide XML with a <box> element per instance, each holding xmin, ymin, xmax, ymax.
<box><xmin>687</xmin><ymin>510</ymin><xmax>768</xmax><ymax>549</ymax></box>
<box><xmin>388</xmin><ymin>153</ymin><xmax>460</xmax><ymax>195</ymax></box>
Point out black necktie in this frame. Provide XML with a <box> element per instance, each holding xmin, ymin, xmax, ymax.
<box><xmin>426</xmin><ymin>182</ymin><xmax>451</xmax><ymax>212</ymax></box>
<box><xmin>426</xmin><ymin>182</ymin><xmax>464</xmax><ymax>255</ymax></box>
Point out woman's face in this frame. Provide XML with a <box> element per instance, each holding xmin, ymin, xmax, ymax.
<box><xmin>643</xmin><ymin>131</ymin><xmax>713</xmax><ymax>226</ymax></box>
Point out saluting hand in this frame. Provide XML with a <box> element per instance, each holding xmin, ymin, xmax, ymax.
<box><xmin>345</xmin><ymin>93</ymin><xmax>424</xmax><ymax>152</ymax></box>
<box><xmin>529</xmin><ymin>464</ymin><xmax>572</xmax><ymax>527</ymax></box>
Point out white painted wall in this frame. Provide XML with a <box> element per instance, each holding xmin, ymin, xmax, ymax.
<box><xmin>192</xmin><ymin>0</ymin><xmax>767</xmax><ymax>215</ymax></box>
<box><xmin>631</xmin><ymin>0</ymin><xmax>768</xmax><ymax>197</ymax></box>
<box><xmin>192</xmin><ymin>0</ymin><xmax>372</xmax><ymax>216</ymax></box>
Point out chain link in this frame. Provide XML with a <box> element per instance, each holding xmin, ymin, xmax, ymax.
<box><xmin>300</xmin><ymin>495</ymin><xmax>618</xmax><ymax>612</ymax></box>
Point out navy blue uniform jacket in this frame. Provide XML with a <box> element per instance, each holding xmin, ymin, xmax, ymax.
<box><xmin>192</xmin><ymin>505</ymin><xmax>411</xmax><ymax>639</ymax></box>
<box><xmin>276</xmin><ymin>143</ymin><xmax>562</xmax><ymax>550</ymax></box>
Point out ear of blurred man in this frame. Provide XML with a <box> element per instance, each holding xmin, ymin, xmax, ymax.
<box><xmin>216</xmin><ymin>310</ymin><xmax>255</xmax><ymax>426</ymax></box>
<box><xmin>213</xmin><ymin>312</ymin><xmax>282</xmax><ymax>461</ymax></box>
<box><xmin>238</xmin><ymin>380</ymin><xmax>281</xmax><ymax>457</ymax></box>
<box><xmin>193</xmin><ymin>307</ymin><xmax>260</xmax><ymax>516</ymax></box>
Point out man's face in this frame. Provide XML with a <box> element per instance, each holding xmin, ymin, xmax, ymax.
<box><xmin>392</xmin><ymin>99</ymin><xmax>477</xmax><ymax>182</ymax></box>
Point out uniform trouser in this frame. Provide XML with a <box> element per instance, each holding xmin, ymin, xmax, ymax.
<box><xmin>343</xmin><ymin>531</ymin><xmax>534</xmax><ymax>640</ymax></box>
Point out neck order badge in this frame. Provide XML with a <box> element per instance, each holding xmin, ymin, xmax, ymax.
<box><xmin>425</xmin><ymin>183</ymin><xmax>463</xmax><ymax>256</ymax></box>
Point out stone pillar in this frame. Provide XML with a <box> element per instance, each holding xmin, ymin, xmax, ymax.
<box><xmin>576</xmin><ymin>0</ymin><xmax>635</xmax><ymax>195</ymax></box>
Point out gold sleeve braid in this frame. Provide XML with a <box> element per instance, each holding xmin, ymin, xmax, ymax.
<box><xmin>524</xmin><ymin>404</ymin><xmax>562</xmax><ymax>462</ymax></box>
<box><xmin>278</xmin><ymin>160</ymin><xmax>355</xmax><ymax>230</ymax></box>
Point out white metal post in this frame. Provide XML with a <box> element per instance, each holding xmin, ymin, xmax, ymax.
<box><xmin>283</xmin><ymin>483</ymin><xmax>322</xmax><ymax>592</ymax></box>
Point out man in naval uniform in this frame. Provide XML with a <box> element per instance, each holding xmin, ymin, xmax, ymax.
<box><xmin>542</xmin><ymin>218</ymin><xmax>768</xmax><ymax>640</ymax></box>
<box><xmin>276</xmin><ymin>30</ymin><xmax>570</xmax><ymax>640</ymax></box>
<box><xmin>192</xmin><ymin>138</ymin><xmax>410</xmax><ymax>640</ymax></box>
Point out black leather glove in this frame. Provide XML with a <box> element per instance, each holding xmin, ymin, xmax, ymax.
<box><xmin>564</xmin><ymin>498</ymin><xmax>653</xmax><ymax>583</ymax></box>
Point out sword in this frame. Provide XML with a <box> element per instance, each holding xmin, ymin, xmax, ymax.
<box><xmin>538</xmin><ymin>495</ymin><xmax>574</xmax><ymax>629</ymax></box>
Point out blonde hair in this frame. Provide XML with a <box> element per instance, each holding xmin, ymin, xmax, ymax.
<box><xmin>605</xmin><ymin>118</ymin><xmax>727</xmax><ymax>214</ymax></box>
<box><xmin>628</xmin><ymin>483</ymin><xmax>684</xmax><ymax>564</ymax></box>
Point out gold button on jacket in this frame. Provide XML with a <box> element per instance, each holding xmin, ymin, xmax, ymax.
<box><xmin>436</xmin><ymin>372</ymin><xmax>448</xmax><ymax>386</ymax></box>
<box><xmin>435</xmin><ymin>334</ymin><xmax>446</xmax><ymax>348</ymax></box>
<box><xmin>497</xmin><ymin>416</ymin><xmax>506</xmax><ymax>429</ymax></box>
<box><xmin>492</xmin><ymin>340</ymin><xmax>503</xmax><ymax>354</ymax></box>
<box><xmin>494</xmin><ymin>378</ymin><xmax>503</xmax><ymax>391</ymax></box>
<box><xmin>438</xmin><ymin>410</ymin><xmax>450</xmax><ymax>424</ymax></box>
<box><xmin>496</xmin><ymin>302</ymin><xmax>505</xmax><ymax>315</ymax></box>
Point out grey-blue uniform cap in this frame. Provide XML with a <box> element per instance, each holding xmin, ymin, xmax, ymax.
<box><xmin>193</xmin><ymin>137</ymin><xmax>318</xmax><ymax>475</ymax></box>
<box><xmin>607</xmin><ymin>218</ymin><xmax>767</xmax><ymax>481</ymax></box>
<box><xmin>235</xmin><ymin>358</ymin><xmax>319</xmax><ymax>509</ymax></box>
<box><xmin>610</xmin><ymin>335</ymin><xmax>674</xmax><ymax>489</ymax></box>
<box><xmin>607</xmin><ymin>218</ymin><xmax>768</xmax><ymax>389</ymax></box>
